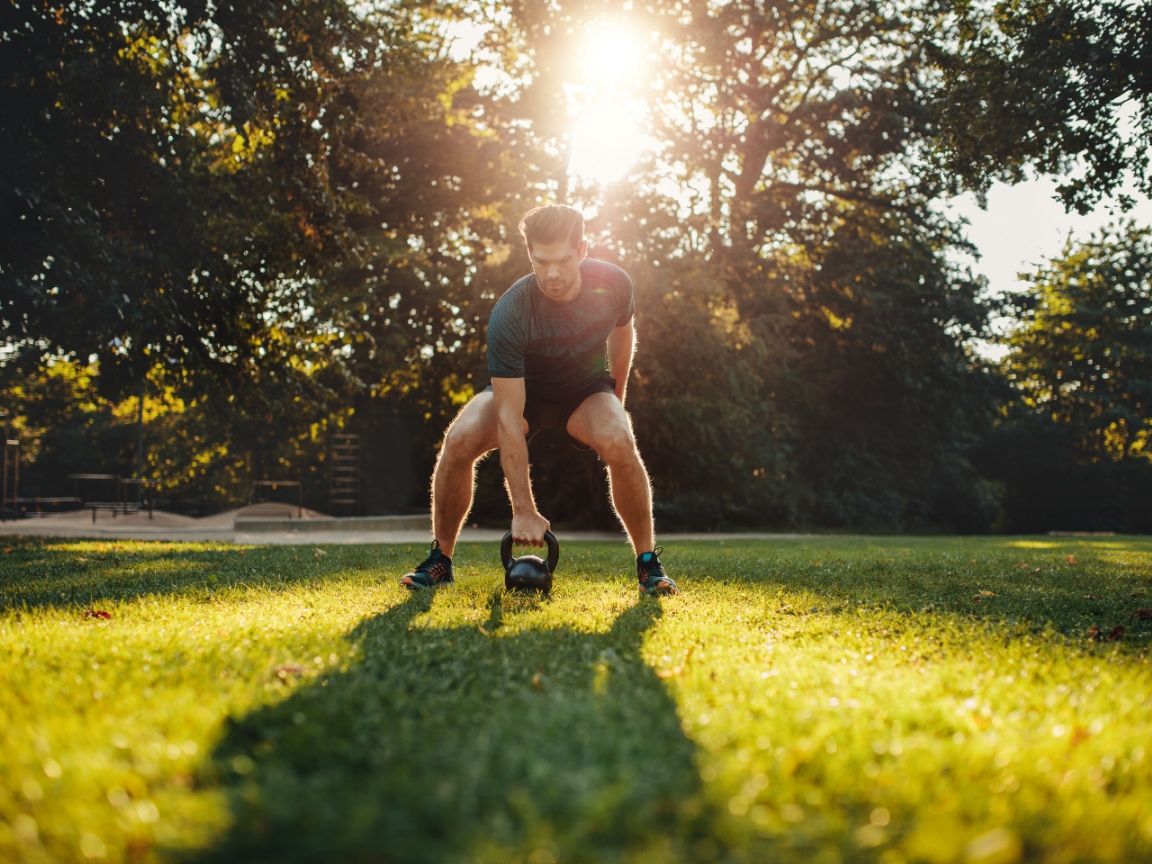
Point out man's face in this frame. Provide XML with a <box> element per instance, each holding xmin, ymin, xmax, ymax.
<box><xmin>529</xmin><ymin>239</ymin><xmax>588</xmax><ymax>303</ymax></box>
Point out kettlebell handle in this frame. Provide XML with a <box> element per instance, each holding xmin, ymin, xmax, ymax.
<box><xmin>500</xmin><ymin>530</ymin><xmax>560</xmax><ymax>574</ymax></box>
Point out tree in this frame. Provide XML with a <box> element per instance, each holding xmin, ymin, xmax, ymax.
<box><xmin>1005</xmin><ymin>223</ymin><xmax>1152</xmax><ymax>463</ymax></box>
<box><xmin>573</xmin><ymin>0</ymin><xmax>1001</xmax><ymax>529</ymax></box>
<box><xmin>0</xmin><ymin>351</ymin><xmax>127</xmax><ymax>500</ymax></box>
<box><xmin>8</xmin><ymin>0</ymin><xmax>1146</xmax><ymax>527</ymax></box>
<box><xmin>0</xmin><ymin>1</ymin><xmax>537</xmax><ymax>510</ymax></box>
<box><xmin>774</xmin><ymin>207</ymin><xmax>1001</xmax><ymax>529</ymax></box>
<box><xmin>0</xmin><ymin>1</ymin><xmax>524</xmax><ymax>394</ymax></box>
<box><xmin>976</xmin><ymin>223</ymin><xmax>1152</xmax><ymax>533</ymax></box>
<box><xmin>1</xmin><ymin>3</ymin><xmax>350</xmax><ymax>395</ymax></box>
<box><xmin>929</xmin><ymin>0</ymin><xmax>1152</xmax><ymax>213</ymax></box>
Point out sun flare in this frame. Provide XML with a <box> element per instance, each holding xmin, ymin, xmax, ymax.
<box><xmin>565</xmin><ymin>22</ymin><xmax>653</xmax><ymax>186</ymax></box>
<box><xmin>567</xmin><ymin>100</ymin><xmax>648</xmax><ymax>184</ymax></box>
<box><xmin>577</xmin><ymin>25</ymin><xmax>644</xmax><ymax>85</ymax></box>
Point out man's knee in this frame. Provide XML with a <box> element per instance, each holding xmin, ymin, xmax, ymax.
<box><xmin>593</xmin><ymin>421</ymin><xmax>640</xmax><ymax>464</ymax></box>
<box><xmin>440</xmin><ymin>398</ymin><xmax>498</xmax><ymax>461</ymax></box>
<box><xmin>442</xmin><ymin>420</ymin><xmax>489</xmax><ymax>461</ymax></box>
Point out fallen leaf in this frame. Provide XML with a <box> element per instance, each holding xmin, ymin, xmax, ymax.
<box><xmin>84</xmin><ymin>609</ymin><xmax>112</xmax><ymax>620</ymax></box>
<box><xmin>531</xmin><ymin>672</ymin><xmax>544</xmax><ymax>691</ymax></box>
<box><xmin>1070</xmin><ymin>726</ymin><xmax>1091</xmax><ymax>748</ymax></box>
<box><xmin>313</xmin><ymin>547</ymin><xmax>327</xmax><ymax>558</ymax></box>
<box><xmin>2</xmin><ymin>546</ymin><xmax>13</xmax><ymax>554</ymax></box>
<box><xmin>1088</xmin><ymin>625</ymin><xmax>1126</xmax><ymax>642</ymax></box>
<box><xmin>973</xmin><ymin>590</ymin><xmax>996</xmax><ymax>603</ymax></box>
<box><xmin>1065</xmin><ymin>554</ymin><xmax>1078</xmax><ymax>565</ymax></box>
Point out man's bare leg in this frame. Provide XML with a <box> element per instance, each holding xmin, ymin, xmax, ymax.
<box><xmin>430</xmin><ymin>453</ymin><xmax>482</xmax><ymax>561</ymax></box>
<box><xmin>429</xmin><ymin>391</ymin><xmax>501</xmax><ymax>559</ymax></box>
<box><xmin>566</xmin><ymin>393</ymin><xmax>654</xmax><ymax>555</ymax></box>
<box><xmin>567</xmin><ymin>392</ymin><xmax>676</xmax><ymax>593</ymax></box>
<box><xmin>402</xmin><ymin>393</ymin><xmax>506</xmax><ymax>588</ymax></box>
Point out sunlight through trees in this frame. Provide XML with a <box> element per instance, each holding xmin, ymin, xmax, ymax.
<box><xmin>2</xmin><ymin>0</ymin><xmax>1150</xmax><ymax>529</ymax></box>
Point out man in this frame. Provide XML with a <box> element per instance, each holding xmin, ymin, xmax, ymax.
<box><xmin>400</xmin><ymin>204</ymin><xmax>678</xmax><ymax>596</ymax></box>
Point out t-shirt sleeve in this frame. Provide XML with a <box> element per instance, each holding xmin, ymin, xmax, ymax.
<box><xmin>487</xmin><ymin>294</ymin><xmax>527</xmax><ymax>378</ymax></box>
<box><xmin>614</xmin><ymin>266</ymin><xmax>636</xmax><ymax>327</ymax></box>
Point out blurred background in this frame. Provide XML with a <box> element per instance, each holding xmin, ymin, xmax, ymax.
<box><xmin>2</xmin><ymin>0</ymin><xmax>1150</xmax><ymax>533</ymax></box>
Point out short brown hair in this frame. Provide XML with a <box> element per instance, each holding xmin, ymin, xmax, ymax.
<box><xmin>519</xmin><ymin>205</ymin><xmax>584</xmax><ymax>250</ymax></box>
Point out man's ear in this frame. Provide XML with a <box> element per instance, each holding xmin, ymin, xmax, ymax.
<box><xmin>577</xmin><ymin>239</ymin><xmax>589</xmax><ymax>259</ymax></box>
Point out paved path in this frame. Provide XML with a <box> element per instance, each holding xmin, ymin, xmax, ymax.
<box><xmin>0</xmin><ymin>507</ymin><xmax>803</xmax><ymax>545</ymax></box>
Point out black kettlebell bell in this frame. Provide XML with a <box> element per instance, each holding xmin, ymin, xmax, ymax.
<box><xmin>501</xmin><ymin>530</ymin><xmax>560</xmax><ymax>593</ymax></box>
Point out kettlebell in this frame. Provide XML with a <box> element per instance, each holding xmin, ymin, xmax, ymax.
<box><xmin>500</xmin><ymin>530</ymin><xmax>560</xmax><ymax>593</ymax></box>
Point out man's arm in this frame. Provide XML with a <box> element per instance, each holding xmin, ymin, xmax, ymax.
<box><xmin>606</xmin><ymin>319</ymin><xmax>636</xmax><ymax>405</ymax></box>
<box><xmin>491</xmin><ymin>376</ymin><xmax>550</xmax><ymax>545</ymax></box>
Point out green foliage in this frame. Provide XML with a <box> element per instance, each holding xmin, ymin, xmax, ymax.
<box><xmin>3</xmin><ymin>0</ymin><xmax>1150</xmax><ymax>529</ymax></box>
<box><xmin>1005</xmin><ymin>223</ymin><xmax>1152</xmax><ymax>464</ymax></box>
<box><xmin>2</xmin><ymin>2</ymin><xmax>337</xmax><ymax>396</ymax></box>
<box><xmin>977</xmin><ymin>413</ymin><xmax>1152</xmax><ymax>533</ymax></box>
<box><xmin>982</xmin><ymin>224</ymin><xmax>1152</xmax><ymax>533</ymax></box>
<box><xmin>562</xmin><ymin>0</ymin><xmax>1005</xmax><ymax>530</ymax></box>
<box><xmin>743</xmin><ymin>207</ymin><xmax>992</xmax><ymax>530</ymax></box>
<box><xmin>0</xmin><ymin>351</ymin><xmax>350</xmax><ymax>513</ymax></box>
<box><xmin>628</xmin><ymin>257</ymin><xmax>798</xmax><ymax>530</ymax></box>
<box><xmin>0</xmin><ymin>1</ymin><xmax>533</xmax><ymax>513</ymax></box>
<box><xmin>2</xmin><ymin>536</ymin><xmax>1152</xmax><ymax>861</ymax></box>
<box><xmin>0</xmin><ymin>352</ymin><xmax>131</xmax><ymax>493</ymax></box>
<box><xmin>930</xmin><ymin>0</ymin><xmax>1152</xmax><ymax>212</ymax></box>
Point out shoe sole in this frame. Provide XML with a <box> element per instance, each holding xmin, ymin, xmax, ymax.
<box><xmin>400</xmin><ymin>576</ymin><xmax>454</xmax><ymax>590</ymax></box>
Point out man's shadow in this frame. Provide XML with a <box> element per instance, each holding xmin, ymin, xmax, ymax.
<box><xmin>193</xmin><ymin>591</ymin><xmax>703</xmax><ymax>863</ymax></box>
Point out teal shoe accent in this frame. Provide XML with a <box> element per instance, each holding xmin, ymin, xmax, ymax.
<box><xmin>637</xmin><ymin>547</ymin><xmax>678</xmax><ymax>595</ymax></box>
<box><xmin>401</xmin><ymin>541</ymin><xmax>455</xmax><ymax>589</ymax></box>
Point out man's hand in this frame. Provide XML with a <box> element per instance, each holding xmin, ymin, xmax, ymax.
<box><xmin>511</xmin><ymin>511</ymin><xmax>551</xmax><ymax>546</ymax></box>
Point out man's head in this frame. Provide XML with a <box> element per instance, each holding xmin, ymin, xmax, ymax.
<box><xmin>519</xmin><ymin>204</ymin><xmax>585</xmax><ymax>250</ymax></box>
<box><xmin>519</xmin><ymin>205</ymin><xmax>588</xmax><ymax>303</ymax></box>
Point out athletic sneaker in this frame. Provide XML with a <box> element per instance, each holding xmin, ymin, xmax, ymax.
<box><xmin>400</xmin><ymin>541</ymin><xmax>454</xmax><ymax>589</ymax></box>
<box><xmin>637</xmin><ymin>547</ymin><xmax>678</xmax><ymax>595</ymax></box>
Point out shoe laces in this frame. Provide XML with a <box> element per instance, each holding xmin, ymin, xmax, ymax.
<box><xmin>638</xmin><ymin>546</ymin><xmax>666</xmax><ymax>577</ymax></box>
<box><xmin>415</xmin><ymin>541</ymin><xmax>450</xmax><ymax>580</ymax></box>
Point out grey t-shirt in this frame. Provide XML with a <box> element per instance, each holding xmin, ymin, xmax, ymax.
<box><xmin>487</xmin><ymin>259</ymin><xmax>635</xmax><ymax>399</ymax></box>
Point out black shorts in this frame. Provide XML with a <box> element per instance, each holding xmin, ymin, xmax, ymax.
<box><xmin>487</xmin><ymin>375</ymin><xmax>616</xmax><ymax>435</ymax></box>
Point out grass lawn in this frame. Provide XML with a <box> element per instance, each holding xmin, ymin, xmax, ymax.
<box><xmin>1</xmin><ymin>534</ymin><xmax>1151</xmax><ymax>863</ymax></box>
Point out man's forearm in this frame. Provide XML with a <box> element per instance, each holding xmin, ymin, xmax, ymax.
<box><xmin>497</xmin><ymin>415</ymin><xmax>537</xmax><ymax>515</ymax></box>
<box><xmin>608</xmin><ymin>324</ymin><xmax>635</xmax><ymax>403</ymax></box>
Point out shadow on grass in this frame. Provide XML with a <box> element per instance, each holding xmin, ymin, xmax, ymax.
<box><xmin>190</xmin><ymin>590</ymin><xmax>707</xmax><ymax>864</ymax></box>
